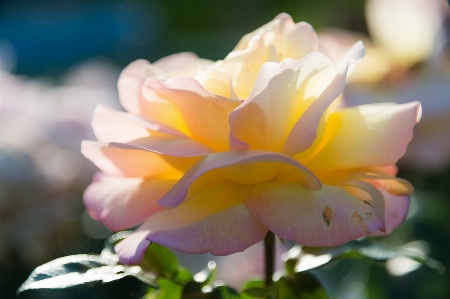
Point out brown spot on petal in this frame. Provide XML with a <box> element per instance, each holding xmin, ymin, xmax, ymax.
<box><xmin>322</xmin><ymin>206</ymin><xmax>333</xmax><ymax>227</ymax></box>
<box><xmin>361</xmin><ymin>200</ymin><xmax>372</xmax><ymax>206</ymax></box>
<box><xmin>352</xmin><ymin>212</ymin><xmax>368</xmax><ymax>233</ymax></box>
<box><xmin>366</xmin><ymin>213</ymin><xmax>372</xmax><ymax>217</ymax></box>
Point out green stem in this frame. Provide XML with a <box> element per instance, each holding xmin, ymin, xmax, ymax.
<box><xmin>264</xmin><ymin>231</ymin><xmax>275</xmax><ymax>287</ymax></box>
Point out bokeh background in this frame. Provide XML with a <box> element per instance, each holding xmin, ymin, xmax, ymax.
<box><xmin>1</xmin><ymin>0</ymin><xmax>449</xmax><ymax>298</ymax></box>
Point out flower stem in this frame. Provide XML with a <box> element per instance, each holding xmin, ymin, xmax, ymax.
<box><xmin>264</xmin><ymin>231</ymin><xmax>275</xmax><ymax>287</ymax></box>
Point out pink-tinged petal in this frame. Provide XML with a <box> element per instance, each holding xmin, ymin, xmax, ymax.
<box><xmin>81</xmin><ymin>140</ymin><xmax>207</xmax><ymax>178</ymax></box>
<box><xmin>117</xmin><ymin>59</ymin><xmax>149</xmax><ymax>115</ymax></box>
<box><xmin>92</xmin><ymin>104</ymin><xmax>189</xmax><ymax>143</ymax></box>
<box><xmin>246</xmin><ymin>183</ymin><xmax>383</xmax><ymax>247</ymax></box>
<box><xmin>347</xmin><ymin>167</ymin><xmax>414</xmax><ymax>196</ymax></box>
<box><xmin>148</xmin><ymin>204</ymin><xmax>267</xmax><ymax>255</ymax></box>
<box><xmin>283</xmin><ymin>42</ymin><xmax>365</xmax><ymax>155</ymax></box>
<box><xmin>142</xmin><ymin>77</ymin><xmax>240</xmax><ymax>151</ymax></box>
<box><xmin>301</xmin><ymin>101</ymin><xmax>422</xmax><ymax>170</ymax></box>
<box><xmin>371</xmin><ymin>189</ymin><xmax>411</xmax><ymax>236</ymax></box>
<box><xmin>115</xmin><ymin>230</ymin><xmax>151</xmax><ymax>265</ymax></box>
<box><xmin>92</xmin><ymin>105</ymin><xmax>151</xmax><ymax>142</ymax></box>
<box><xmin>83</xmin><ymin>173</ymin><xmax>175</xmax><ymax>231</ymax></box>
<box><xmin>158</xmin><ymin>150</ymin><xmax>321</xmax><ymax>207</ymax></box>
<box><xmin>341</xmin><ymin>179</ymin><xmax>386</xmax><ymax>232</ymax></box>
<box><xmin>145</xmin><ymin>181</ymin><xmax>266</xmax><ymax>255</ymax></box>
<box><xmin>116</xmin><ymin>181</ymin><xmax>267</xmax><ymax>260</ymax></box>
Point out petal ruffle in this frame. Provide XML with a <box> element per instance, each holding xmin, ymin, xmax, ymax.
<box><xmin>142</xmin><ymin>77</ymin><xmax>240</xmax><ymax>151</ymax></box>
<box><xmin>83</xmin><ymin>172</ymin><xmax>175</xmax><ymax>231</ymax></box>
<box><xmin>158</xmin><ymin>150</ymin><xmax>321</xmax><ymax>207</ymax></box>
<box><xmin>245</xmin><ymin>183</ymin><xmax>383</xmax><ymax>246</ymax></box>
<box><xmin>299</xmin><ymin>101</ymin><xmax>422</xmax><ymax>170</ymax></box>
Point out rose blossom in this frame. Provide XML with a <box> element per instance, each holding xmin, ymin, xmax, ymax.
<box><xmin>82</xmin><ymin>14</ymin><xmax>421</xmax><ymax>264</ymax></box>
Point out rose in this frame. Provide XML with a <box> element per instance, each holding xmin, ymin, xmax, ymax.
<box><xmin>82</xmin><ymin>14</ymin><xmax>421</xmax><ymax>264</ymax></box>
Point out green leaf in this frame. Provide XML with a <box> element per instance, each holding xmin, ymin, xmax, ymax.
<box><xmin>274</xmin><ymin>272</ymin><xmax>328</xmax><ymax>299</ymax></box>
<box><xmin>141</xmin><ymin>243</ymin><xmax>180</xmax><ymax>279</ymax></box>
<box><xmin>286</xmin><ymin>239</ymin><xmax>445</xmax><ymax>274</ymax></box>
<box><xmin>208</xmin><ymin>285</ymin><xmax>242</xmax><ymax>299</ymax></box>
<box><xmin>176</xmin><ymin>267</ymin><xmax>194</xmax><ymax>284</ymax></box>
<box><xmin>18</xmin><ymin>254</ymin><xmax>156</xmax><ymax>297</ymax></box>
<box><xmin>146</xmin><ymin>278</ymin><xmax>183</xmax><ymax>299</ymax></box>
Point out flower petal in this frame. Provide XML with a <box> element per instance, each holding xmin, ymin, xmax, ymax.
<box><xmin>92</xmin><ymin>104</ymin><xmax>188</xmax><ymax>143</ymax></box>
<box><xmin>341</xmin><ymin>179</ymin><xmax>386</xmax><ymax>232</ymax></box>
<box><xmin>115</xmin><ymin>182</ymin><xmax>268</xmax><ymax>262</ymax></box>
<box><xmin>299</xmin><ymin>101</ymin><xmax>421</xmax><ymax>170</ymax></box>
<box><xmin>142</xmin><ymin>77</ymin><xmax>240</xmax><ymax>151</ymax></box>
<box><xmin>149</xmin><ymin>204</ymin><xmax>267</xmax><ymax>255</ymax></box>
<box><xmin>230</xmin><ymin>49</ymin><xmax>358</xmax><ymax>153</ymax></box>
<box><xmin>117</xmin><ymin>59</ymin><xmax>150</xmax><ymax>115</ymax></box>
<box><xmin>81</xmin><ymin>140</ymin><xmax>207</xmax><ymax>178</ymax></box>
<box><xmin>280</xmin><ymin>21</ymin><xmax>319</xmax><ymax>60</ymax></box>
<box><xmin>83</xmin><ymin>173</ymin><xmax>175</xmax><ymax>231</ymax></box>
<box><xmin>245</xmin><ymin>183</ymin><xmax>383</xmax><ymax>246</ymax></box>
<box><xmin>158</xmin><ymin>150</ymin><xmax>321</xmax><ymax>207</ymax></box>
<box><xmin>145</xmin><ymin>181</ymin><xmax>267</xmax><ymax>255</ymax></box>
<box><xmin>115</xmin><ymin>230</ymin><xmax>151</xmax><ymax>265</ymax></box>
<box><xmin>150</xmin><ymin>52</ymin><xmax>213</xmax><ymax>78</ymax></box>
<box><xmin>282</xmin><ymin>42</ymin><xmax>365</xmax><ymax>155</ymax></box>
<box><xmin>371</xmin><ymin>189</ymin><xmax>411</xmax><ymax>236</ymax></box>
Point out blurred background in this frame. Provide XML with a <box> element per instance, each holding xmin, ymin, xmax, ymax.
<box><xmin>0</xmin><ymin>0</ymin><xmax>449</xmax><ymax>298</ymax></box>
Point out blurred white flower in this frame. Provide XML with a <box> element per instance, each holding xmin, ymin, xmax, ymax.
<box><xmin>0</xmin><ymin>58</ymin><xmax>119</xmax><ymax>265</ymax></box>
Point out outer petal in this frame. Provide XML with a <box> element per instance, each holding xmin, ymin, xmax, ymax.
<box><xmin>81</xmin><ymin>139</ymin><xmax>209</xmax><ymax>178</ymax></box>
<box><xmin>92</xmin><ymin>104</ymin><xmax>188</xmax><ymax>143</ymax></box>
<box><xmin>142</xmin><ymin>77</ymin><xmax>240</xmax><ymax>151</ymax></box>
<box><xmin>83</xmin><ymin>173</ymin><xmax>175</xmax><ymax>231</ymax></box>
<box><xmin>371</xmin><ymin>189</ymin><xmax>411</xmax><ymax>236</ymax></box>
<box><xmin>115</xmin><ymin>230</ymin><xmax>151</xmax><ymax>265</ymax></box>
<box><xmin>150</xmin><ymin>52</ymin><xmax>213</xmax><ymax>78</ymax></box>
<box><xmin>299</xmin><ymin>101</ymin><xmax>422</xmax><ymax>170</ymax></box>
<box><xmin>158</xmin><ymin>150</ymin><xmax>321</xmax><ymax>207</ymax></box>
<box><xmin>245</xmin><ymin>183</ymin><xmax>383</xmax><ymax>246</ymax></box>
<box><xmin>117</xmin><ymin>59</ymin><xmax>149</xmax><ymax>115</ymax></box>
<box><xmin>116</xmin><ymin>181</ymin><xmax>268</xmax><ymax>262</ymax></box>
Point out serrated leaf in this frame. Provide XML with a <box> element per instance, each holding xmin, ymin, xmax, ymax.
<box><xmin>18</xmin><ymin>254</ymin><xmax>157</xmax><ymax>295</ymax></box>
<box><xmin>141</xmin><ymin>243</ymin><xmax>180</xmax><ymax>278</ymax></box>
